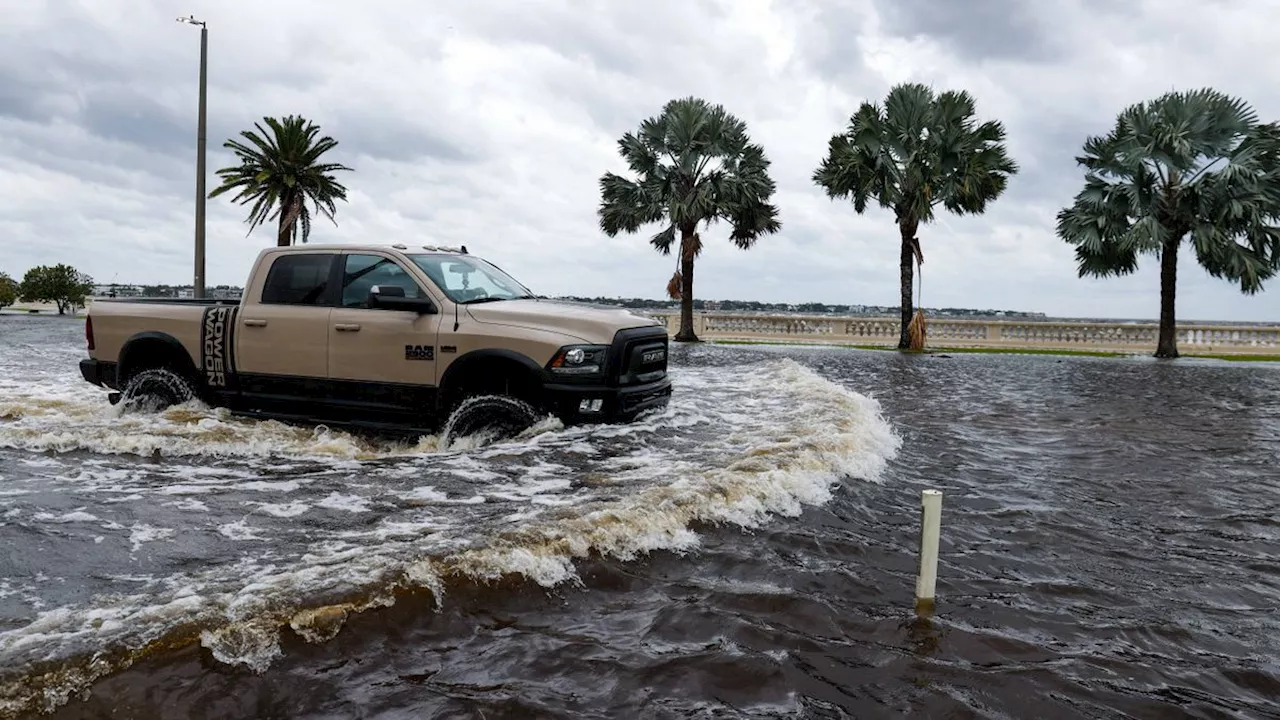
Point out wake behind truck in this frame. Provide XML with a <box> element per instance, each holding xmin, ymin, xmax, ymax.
<box><xmin>79</xmin><ymin>244</ymin><xmax>672</xmax><ymax>442</ymax></box>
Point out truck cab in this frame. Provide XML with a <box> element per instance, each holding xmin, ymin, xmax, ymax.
<box><xmin>80</xmin><ymin>244</ymin><xmax>672</xmax><ymax>440</ymax></box>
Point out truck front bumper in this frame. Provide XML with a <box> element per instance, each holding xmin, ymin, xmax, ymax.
<box><xmin>544</xmin><ymin>376</ymin><xmax>673</xmax><ymax>425</ymax></box>
<box><xmin>79</xmin><ymin>359</ymin><xmax>118</xmax><ymax>389</ymax></box>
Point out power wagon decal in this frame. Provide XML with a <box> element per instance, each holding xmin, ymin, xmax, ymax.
<box><xmin>200</xmin><ymin>305</ymin><xmax>239</xmax><ymax>390</ymax></box>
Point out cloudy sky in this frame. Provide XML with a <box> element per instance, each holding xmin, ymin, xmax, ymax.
<box><xmin>3</xmin><ymin>0</ymin><xmax>1279</xmax><ymax>322</ymax></box>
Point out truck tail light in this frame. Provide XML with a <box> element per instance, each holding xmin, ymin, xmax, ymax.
<box><xmin>85</xmin><ymin>316</ymin><xmax>95</xmax><ymax>351</ymax></box>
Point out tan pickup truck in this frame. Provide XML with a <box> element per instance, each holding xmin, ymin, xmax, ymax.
<box><xmin>79</xmin><ymin>244</ymin><xmax>671</xmax><ymax>441</ymax></box>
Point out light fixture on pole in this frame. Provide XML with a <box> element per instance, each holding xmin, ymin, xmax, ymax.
<box><xmin>177</xmin><ymin>14</ymin><xmax>207</xmax><ymax>299</ymax></box>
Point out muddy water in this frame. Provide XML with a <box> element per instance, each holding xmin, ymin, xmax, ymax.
<box><xmin>1</xmin><ymin>314</ymin><xmax>1278</xmax><ymax>719</ymax></box>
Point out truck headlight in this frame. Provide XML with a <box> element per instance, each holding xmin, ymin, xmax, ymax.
<box><xmin>548</xmin><ymin>345</ymin><xmax>607</xmax><ymax>376</ymax></box>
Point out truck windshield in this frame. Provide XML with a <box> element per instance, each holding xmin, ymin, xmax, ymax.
<box><xmin>407</xmin><ymin>254</ymin><xmax>537</xmax><ymax>304</ymax></box>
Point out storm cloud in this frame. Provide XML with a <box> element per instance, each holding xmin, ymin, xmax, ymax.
<box><xmin>1</xmin><ymin>0</ymin><xmax>1278</xmax><ymax>322</ymax></box>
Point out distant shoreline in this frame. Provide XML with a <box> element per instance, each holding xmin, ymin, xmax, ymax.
<box><xmin>2</xmin><ymin>301</ymin><xmax>1276</xmax><ymax>328</ymax></box>
<box><xmin>5</xmin><ymin>306</ymin><xmax>1276</xmax><ymax>360</ymax></box>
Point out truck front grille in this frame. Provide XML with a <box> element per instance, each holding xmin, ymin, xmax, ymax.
<box><xmin>610</xmin><ymin>327</ymin><xmax>669</xmax><ymax>386</ymax></box>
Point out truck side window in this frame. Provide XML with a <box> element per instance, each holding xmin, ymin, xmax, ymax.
<box><xmin>261</xmin><ymin>254</ymin><xmax>335</xmax><ymax>306</ymax></box>
<box><xmin>341</xmin><ymin>254</ymin><xmax>423</xmax><ymax>308</ymax></box>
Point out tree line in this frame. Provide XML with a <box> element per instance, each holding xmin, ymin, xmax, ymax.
<box><xmin>0</xmin><ymin>265</ymin><xmax>93</xmax><ymax>315</ymax></box>
<box><xmin>556</xmin><ymin>295</ymin><xmax>1043</xmax><ymax>317</ymax></box>
<box><xmin>203</xmin><ymin>85</ymin><xmax>1280</xmax><ymax>359</ymax></box>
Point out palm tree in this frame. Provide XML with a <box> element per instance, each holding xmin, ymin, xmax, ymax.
<box><xmin>209</xmin><ymin>115</ymin><xmax>353</xmax><ymax>247</ymax></box>
<box><xmin>813</xmin><ymin>83</ymin><xmax>1018</xmax><ymax>349</ymax></box>
<box><xmin>598</xmin><ymin>96</ymin><xmax>782</xmax><ymax>342</ymax></box>
<box><xmin>1057</xmin><ymin>89</ymin><xmax>1280</xmax><ymax>358</ymax></box>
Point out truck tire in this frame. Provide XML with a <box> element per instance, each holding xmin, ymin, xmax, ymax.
<box><xmin>440</xmin><ymin>395</ymin><xmax>540</xmax><ymax>447</ymax></box>
<box><xmin>120</xmin><ymin>367</ymin><xmax>197</xmax><ymax>414</ymax></box>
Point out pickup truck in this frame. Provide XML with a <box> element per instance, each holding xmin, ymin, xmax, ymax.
<box><xmin>79</xmin><ymin>244</ymin><xmax>672</xmax><ymax>442</ymax></box>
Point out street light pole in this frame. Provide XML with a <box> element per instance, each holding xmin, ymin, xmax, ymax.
<box><xmin>178</xmin><ymin>15</ymin><xmax>208</xmax><ymax>299</ymax></box>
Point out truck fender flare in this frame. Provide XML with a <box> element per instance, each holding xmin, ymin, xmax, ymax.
<box><xmin>117</xmin><ymin>331</ymin><xmax>198</xmax><ymax>384</ymax></box>
<box><xmin>439</xmin><ymin>348</ymin><xmax>546</xmax><ymax>398</ymax></box>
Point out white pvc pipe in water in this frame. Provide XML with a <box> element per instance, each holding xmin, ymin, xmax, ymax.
<box><xmin>915</xmin><ymin>489</ymin><xmax>943</xmax><ymax>613</ymax></box>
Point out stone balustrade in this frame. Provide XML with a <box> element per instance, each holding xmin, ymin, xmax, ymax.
<box><xmin>643</xmin><ymin>312</ymin><xmax>1280</xmax><ymax>354</ymax></box>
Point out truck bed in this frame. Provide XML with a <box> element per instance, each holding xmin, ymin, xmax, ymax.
<box><xmin>86</xmin><ymin>300</ymin><xmax>217</xmax><ymax>379</ymax></box>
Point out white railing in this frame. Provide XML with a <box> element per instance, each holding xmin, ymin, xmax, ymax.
<box><xmin>643</xmin><ymin>312</ymin><xmax>1280</xmax><ymax>354</ymax></box>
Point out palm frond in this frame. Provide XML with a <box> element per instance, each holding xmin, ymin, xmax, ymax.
<box><xmin>208</xmin><ymin>114</ymin><xmax>353</xmax><ymax>244</ymax></box>
<box><xmin>1058</xmin><ymin>88</ymin><xmax>1280</xmax><ymax>291</ymax></box>
<box><xmin>649</xmin><ymin>224</ymin><xmax>677</xmax><ymax>254</ymax></box>
<box><xmin>598</xmin><ymin>172</ymin><xmax>665</xmax><ymax>236</ymax></box>
<box><xmin>1072</xmin><ymin>235</ymin><xmax>1142</xmax><ymax>277</ymax></box>
<box><xmin>814</xmin><ymin>82</ymin><xmax>1017</xmax><ymax>231</ymax></box>
<box><xmin>666</xmin><ymin>271</ymin><xmax>682</xmax><ymax>300</ymax></box>
<box><xmin>597</xmin><ymin>96</ymin><xmax>781</xmax><ymax>249</ymax></box>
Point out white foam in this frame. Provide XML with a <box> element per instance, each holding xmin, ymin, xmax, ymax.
<box><xmin>0</xmin><ymin>357</ymin><xmax>900</xmax><ymax>715</ymax></box>
<box><xmin>218</xmin><ymin>520</ymin><xmax>266</xmax><ymax>541</ymax></box>
<box><xmin>127</xmin><ymin>524</ymin><xmax>175</xmax><ymax>552</ymax></box>
<box><xmin>315</xmin><ymin>493</ymin><xmax>373</xmax><ymax>513</ymax></box>
<box><xmin>199</xmin><ymin>622</ymin><xmax>281</xmax><ymax>673</ymax></box>
<box><xmin>239</xmin><ymin>480</ymin><xmax>304</xmax><ymax>493</ymax></box>
<box><xmin>31</xmin><ymin>510</ymin><xmax>99</xmax><ymax>524</ymax></box>
<box><xmin>102</xmin><ymin>493</ymin><xmax>144</xmax><ymax>504</ymax></box>
<box><xmin>400</xmin><ymin>486</ymin><xmax>448</xmax><ymax>502</ymax></box>
<box><xmin>396</xmin><ymin>487</ymin><xmax>486</xmax><ymax>505</ymax></box>
<box><xmin>250</xmin><ymin>501</ymin><xmax>310</xmax><ymax>518</ymax></box>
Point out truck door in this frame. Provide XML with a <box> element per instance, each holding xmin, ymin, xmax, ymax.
<box><xmin>328</xmin><ymin>252</ymin><xmax>443</xmax><ymax>421</ymax></box>
<box><xmin>235</xmin><ymin>251</ymin><xmax>335</xmax><ymax>409</ymax></box>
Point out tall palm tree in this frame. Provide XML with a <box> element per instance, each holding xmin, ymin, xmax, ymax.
<box><xmin>813</xmin><ymin>83</ymin><xmax>1018</xmax><ymax>349</ymax></box>
<box><xmin>1057</xmin><ymin>89</ymin><xmax>1280</xmax><ymax>358</ymax></box>
<box><xmin>209</xmin><ymin>115</ymin><xmax>353</xmax><ymax>247</ymax></box>
<box><xmin>598</xmin><ymin>96</ymin><xmax>782</xmax><ymax>342</ymax></box>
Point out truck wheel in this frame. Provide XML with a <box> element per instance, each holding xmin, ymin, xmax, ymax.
<box><xmin>120</xmin><ymin>368</ymin><xmax>197</xmax><ymax>413</ymax></box>
<box><xmin>441</xmin><ymin>395</ymin><xmax>540</xmax><ymax>447</ymax></box>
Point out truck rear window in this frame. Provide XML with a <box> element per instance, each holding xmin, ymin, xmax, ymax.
<box><xmin>261</xmin><ymin>254</ymin><xmax>335</xmax><ymax>306</ymax></box>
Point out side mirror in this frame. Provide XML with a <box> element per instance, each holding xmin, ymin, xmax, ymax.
<box><xmin>370</xmin><ymin>284</ymin><xmax>406</xmax><ymax>300</ymax></box>
<box><xmin>369</xmin><ymin>285</ymin><xmax>436</xmax><ymax>314</ymax></box>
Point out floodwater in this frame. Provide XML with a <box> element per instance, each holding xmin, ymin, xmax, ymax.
<box><xmin>1</xmin><ymin>314</ymin><xmax>1277</xmax><ymax>719</ymax></box>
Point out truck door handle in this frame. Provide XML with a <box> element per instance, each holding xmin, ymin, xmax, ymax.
<box><xmin>243</xmin><ymin>319</ymin><xmax>268</xmax><ymax>327</ymax></box>
<box><xmin>334</xmin><ymin>323</ymin><xmax>361</xmax><ymax>332</ymax></box>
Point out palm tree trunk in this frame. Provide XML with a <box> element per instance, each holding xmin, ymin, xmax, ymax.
<box><xmin>897</xmin><ymin>217</ymin><xmax>918</xmax><ymax>350</ymax></box>
<box><xmin>1155</xmin><ymin>236</ymin><xmax>1180</xmax><ymax>358</ymax></box>
<box><xmin>276</xmin><ymin>192</ymin><xmax>300</xmax><ymax>247</ymax></box>
<box><xmin>277</xmin><ymin>211</ymin><xmax>291</xmax><ymax>247</ymax></box>
<box><xmin>674</xmin><ymin>228</ymin><xmax>699</xmax><ymax>342</ymax></box>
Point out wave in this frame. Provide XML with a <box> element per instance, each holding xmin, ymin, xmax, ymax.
<box><xmin>0</xmin><ymin>358</ymin><xmax>900</xmax><ymax>717</ymax></box>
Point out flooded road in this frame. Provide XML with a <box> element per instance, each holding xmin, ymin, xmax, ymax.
<box><xmin>1</xmin><ymin>314</ymin><xmax>1278</xmax><ymax>719</ymax></box>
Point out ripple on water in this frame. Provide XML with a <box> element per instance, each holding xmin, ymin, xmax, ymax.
<box><xmin>4</xmin><ymin>318</ymin><xmax>1279</xmax><ymax>719</ymax></box>
<box><xmin>0</xmin><ymin>347</ymin><xmax>900</xmax><ymax>717</ymax></box>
